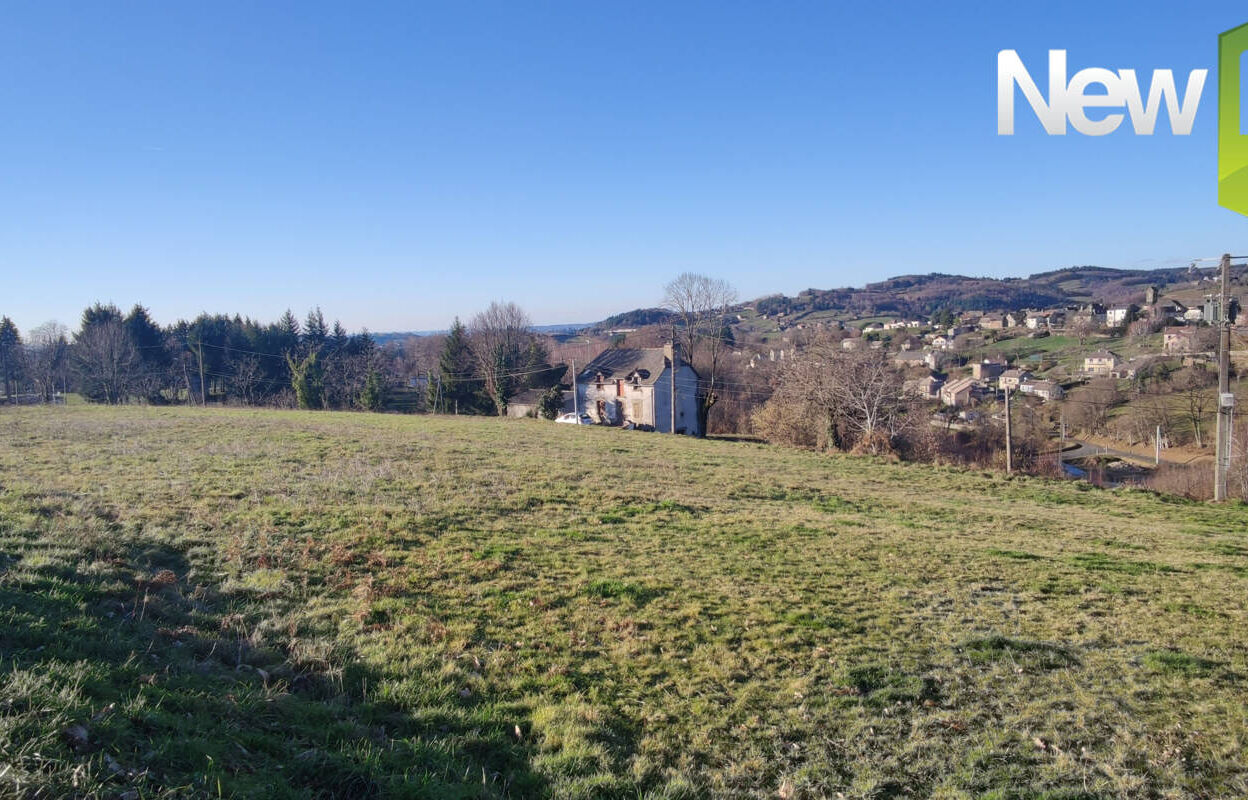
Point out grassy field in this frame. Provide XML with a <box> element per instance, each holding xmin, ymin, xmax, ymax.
<box><xmin>1</xmin><ymin>406</ymin><xmax>1246</xmax><ymax>800</ymax></box>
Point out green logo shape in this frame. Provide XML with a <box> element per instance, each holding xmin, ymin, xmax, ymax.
<box><xmin>1219</xmin><ymin>21</ymin><xmax>1248</xmax><ymax>216</ymax></box>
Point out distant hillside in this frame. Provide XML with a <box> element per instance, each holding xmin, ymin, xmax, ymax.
<box><xmin>372</xmin><ymin>265</ymin><xmax>1245</xmax><ymax>346</ymax></box>
<box><xmin>374</xmin><ymin>322</ymin><xmax>591</xmax><ymax>345</ymax></box>
<box><xmin>748</xmin><ymin>265</ymin><xmax>1235</xmax><ymax>320</ymax></box>
<box><xmin>585</xmin><ymin>307</ymin><xmax>676</xmax><ymax>332</ymax></box>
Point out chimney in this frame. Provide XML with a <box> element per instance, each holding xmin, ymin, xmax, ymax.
<box><xmin>663</xmin><ymin>341</ymin><xmax>678</xmax><ymax>368</ymax></box>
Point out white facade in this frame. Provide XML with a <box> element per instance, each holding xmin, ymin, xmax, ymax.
<box><xmin>575</xmin><ymin>347</ymin><xmax>702</xmax><ymax>436</ymax></box>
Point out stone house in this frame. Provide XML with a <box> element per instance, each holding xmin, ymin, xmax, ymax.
<box><xmin>1083</xmin><ymin>350</ymin><xmax>1121</xmax><ymax>376</ymax></box>
<box><xmin>576</xmin><ymin>345</ymin><xmax>702</xmax><ymax>435</ymax></box>
<box><xmin>940</xmin><ymin>377</ymin><xmax>978</xmax><ymax>407</ymax></box>
<box><xmin>1163</xmin><ymin>326</ymin><xmax>1195</xmax><ymax>354</ymax></box>
<box><xmin>1017</xmin><ymin>379</ymin><xmax>1064</xmax><ymax>401</ymax></box>
<box><xmin>998</xmin><ymin>368</ymin><xmax>1032</xmax><ymax>391</ymax></box>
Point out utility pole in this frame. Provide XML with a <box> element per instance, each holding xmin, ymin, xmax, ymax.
<box><xmin>571</xmin><ymin>359</ymin><xmax>578</xmax><ymax>418</ymax></box>
<box><xmin>193</xmin><ymin>338</ymin><xmax>206</xmax><ymax>406</ymax></box>
<box><xmin>669</xmin><ymin>336</ymin><xmax>677</xmax><ymax>435</ymax></box>
<box><xmin>1214</xmin><ymin>253</ymin><xmax>1233</xmax><ymax>501</ymax></box>
<box><xmin>1004</xmin><ymin>386</ymin><xmax>1013</xmax><ymax>474</ymax></box>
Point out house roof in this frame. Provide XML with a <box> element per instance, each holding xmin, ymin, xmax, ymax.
<box><xmin>507</xmin><ymin>387</ymin><xmax>547</xmax><ymax>406</ymax></box>
<box><xmin>1000</xmin><ymin>368</ymin><xmax>1031</xmax><ymax>380</ymax></box>
<box><xmin>1086</xmin><ymin>350</ymin><xmax>1120</xmax><ymax>360</ymax></box>
<box><xmin>942</xmin><ymin>377</ymin><xmax>977</xmax><ymax>394</ymax></box>
<box><xmin>579</xmin><ymin>347</ymin><xmax>672</xmax><ymax>386</ymax></box>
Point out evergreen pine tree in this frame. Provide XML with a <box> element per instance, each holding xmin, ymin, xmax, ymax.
<box><xmin>434</xmin><ymin>318</ymin><xmax>477</xmax><ymax>413</ymax></box>
<box><xmin>304</xmin><ymin>307</ymin><xmax>328</xmax><ymax>353</ymax></box>
<box><xmin>278</xmin><ymin>309</ymin><xmax>301</xmax><ymax>340</ymax></box>
<box><xmin>330</xmin><ymin>320</ymin><xmax>349</xmax><ymax>352</ymax></box>
<box><xmin>359</xmin><ymin>368</ymin><xmax>385</xmax><ymax>411</ymax></box>
<box><xmin>0</xmin><ymin>317</ymin><xmax>23</xmax><ymax>403</ymax></box>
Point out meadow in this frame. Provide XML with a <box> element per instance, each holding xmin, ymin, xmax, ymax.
<box><xmin>0</xmin><ymin>405</ymin><xmax>1246</xmax><ymax>799</ymax></box>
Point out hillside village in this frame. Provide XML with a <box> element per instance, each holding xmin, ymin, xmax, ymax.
<box><xmin>527</xmin><ymin>268</ymin><xmax>1248</xmax><ymax>494</ymax></box>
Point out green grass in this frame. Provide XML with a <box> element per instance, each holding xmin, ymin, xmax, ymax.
<box><xmin>1</xmin><ymin>405</ymin><xmax>1247</xmax><ymax>799</ymax></box>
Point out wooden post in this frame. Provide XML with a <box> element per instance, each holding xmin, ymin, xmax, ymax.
<box><xmin>571</xmin><ymin>359</ymin><xmax>578</xmax><ymax>418</ymax></box>
<box><xmin>1155</xmin><ymin>425</ymin><xmax>1161</xmax><ymax>467</ymax></box>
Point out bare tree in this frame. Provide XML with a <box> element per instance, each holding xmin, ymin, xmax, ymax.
<box><xmin>230</xmin><ymin>355</ymin><xmax>264</xmax><ymax>405</ymax></box>
<box><xmin>468</xmin><ymin>302</ymin><xmax>541</xmax><ymax>415</ymax></box>
<box><xmin>752</xmin><ymin>336</ymin><xmax>910</xmax><ymax>454</ymax></box>
<box><xmin>27</xmin><ymin>321</ymin><xmax>69</xmax><ymax>401</ymax></box>
<box><xmin>1069</xmin><ymin>316</ymin><xmax>1097</xmax><ymax>347</ymax></box>
<box><xmin>662</xmin><ymin>273</ymin><xmax>738</xmax><ymax>435</ymax></box>
<box><xmin>827</xmin><ymin>350</ymin><xmax>912</xmax><ymax>452</ymax></box>
<box><xmin>75</xmin><ymin>319</ymin><xmax>138</xmax><ymax>404</ymax></box>
<box><xmin>1175</xmin><ymin>366</ymin><xmax>1216</xmax><ymax>448</ymax></box>
<box><xmin>1063</xmin><ymin>377</ymin><xmax>1121</xmax><ymax>435</ymax></box>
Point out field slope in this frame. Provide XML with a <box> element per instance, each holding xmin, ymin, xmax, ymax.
<box><xmin>1</xmin><ymin>406</ymin><xmax>1246</xmax><ymax>799</ymax></box>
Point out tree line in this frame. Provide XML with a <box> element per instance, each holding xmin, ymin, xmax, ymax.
<box><xmin>0</xmin><ymin>300</ymin><xmax>559</xmax><ymax>414</ymax></box>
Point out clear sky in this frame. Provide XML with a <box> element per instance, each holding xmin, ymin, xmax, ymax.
<box><xmin>4</xmin><ymin>1</ymin><xmax>1248</xmax><ymax>335</ymax></box>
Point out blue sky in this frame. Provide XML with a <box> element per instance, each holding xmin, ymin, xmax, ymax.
<box><xmin>3</xmin><ymin>1</ymin><xmax>1247</xmax><ymax>334</ymax></box>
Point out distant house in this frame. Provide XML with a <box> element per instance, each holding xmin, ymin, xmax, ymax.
<box><xmin>970</xmin><ymin>358</ymin><xmax>1007</xmax><ymax>381</ymax></box>
<box><xmin>1184</xmin><ymin>308</ymin><xmax>1205</xmax><ymax>323</ymax></box>
<box><xmin>1083</xmin><ymin>350</ymin><xmax>1121</xmax><ymax>376</ymax></box>
<box><xmin>940</xmin><ymin>377</ymin><xmax>978</xmax><ymax>407</ymax></box>
<box><xmin>898</xmin><ymin>335</ymin><xmax>923</xmax><ymax>351</ymax></box>
<box><xmin>505</xmin><ymin>387</ymin><xmax>559</xmax><ymax>419</ymax></box>
<box><xmin>1072</xmin><ymin>304</ymin><xmax>1106</xmax><ymax>328</ymax></box>
<box><xmin>1163</xmin><ymin>326</ymin><xmax>1196</xmax><ymax>354</ymax></box>
<box><xmin>576</xmin><ymin>345</ymin><xmax>701</xmax><ymax>435</ymax></box>
<box><xmin>1105</xmin><ymin>304</ymin><xmax>1137</xmax><ymax>327</ymax></box>
<box><xmin>1151</xmin><ymin>300</ymin><xmax>1187</xmax><ymax>322</ymax></box>
<box><xmin>905</xmin><ymin>372</ymin><xmax>944</xmax><ymax>400</ymax></box>
<box><xmin>1006</xmin><ymin>312</ymin><xmax>1025</xmax><ymax>328</ymax></box>
<box><xmin>894</xmin><ymin>351</ymin><xmax>929</xmax><ymax>369</ymax></box>
<box><xmin>998</xmin><ymin>368</ymin><xmax>1032</xmax><ymax>391</ymax></box>
<box><xmin>930</xmin><ymin>335</ymin><xmax>951</xmax><ymax>349</ymax></box>
<box><xmin>841</xmin><ymin>338</ymin><xmax>864</xmax><ymax>351</ymax></box>
<box><xmin>1024</xmin><ymin>313</ymin><xmax>1049</xmax><ymax>330</ymax></box>
<box><xmin>924</xmin><ymin>350</ymin><xmax>954</xmax><ymax>371</ymax></box>
<box><xmin>979</xmin><ymin>313</ymin><xmax>1005</xmax><ymax>330</ymax></box>
<box><xmin>1017</xmin><ymin>378</ymin><xmax>1064</xmax><ymax>401</ymax></box>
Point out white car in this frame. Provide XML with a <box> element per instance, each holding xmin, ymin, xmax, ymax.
<box><xmin>555</xmin><ymin>412</ymin><xmax>595</xmax><ymax>425</ymax></box>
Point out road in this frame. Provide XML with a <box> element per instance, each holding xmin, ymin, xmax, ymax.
<box><xmin>1060</xmin><ymin>439</ymin><xmax>1190</xmax><ymax>467</ymax></box>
